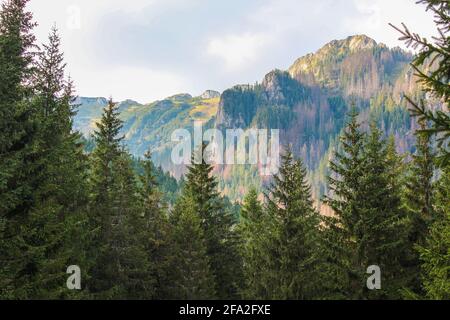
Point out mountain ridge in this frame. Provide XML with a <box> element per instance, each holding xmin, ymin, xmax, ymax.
<box><xmin>74</xmin><ymin>34</ymin><xmax>422</xmax><ymax>201</ymax></box>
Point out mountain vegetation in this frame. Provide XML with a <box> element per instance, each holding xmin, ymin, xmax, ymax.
<box><xmin>74</xmin><ymin>34</ymin><xmax>423</xmax><ymax>203</ymax></box>
<box><xmin>0</xmin><ymin>0</ymin><xmax>448</xmax><ymax>300</ymax></box>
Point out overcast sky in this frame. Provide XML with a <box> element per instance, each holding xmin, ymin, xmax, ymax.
<box><xmin>11</xmin><ymin>0</ymin><xmax>438</xmax><ymax>103</ymax></box>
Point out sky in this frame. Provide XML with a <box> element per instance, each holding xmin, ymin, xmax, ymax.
<box><xmin>9</xmin><ymin>0</ymin><xmax>438</xmax><ymax>103</ymax></box>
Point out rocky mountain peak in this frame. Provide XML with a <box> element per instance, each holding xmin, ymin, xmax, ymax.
<box><xmin>200</xmin><ymin>90</ymin><xmax>221</xmax><ymax>99</ymax></box>
<box><xmin>347</xmin><ymin>34</ymin><xmax>378</xmax><ymax>51</ymax></box>
<box><xmin>288</xmin><ymin>34</ymin><xmax>384</xmax><ymax>78</ymax></box>
<box><xmin>261</xmin><ymin>70</ymin><xmax>288</xmax><ymax>101</ymax></box>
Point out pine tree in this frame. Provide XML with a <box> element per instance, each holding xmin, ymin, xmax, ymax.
<box><xmin>391</xmin><ymin>0</ymin><xmax>450</xmax><ymax>299</ymax></box>
<box><xmin>416</xmin><ymin>165</ymin><xmax>449</xmax><ymax>299</ymax></box>
<box><xmin>182</xmin><ymin>143</ymin><xmax>242</xmax><ymax>299</ymax></box>
<box><xmin>405</xmin><ymin>124</ymin><xmax>436</xmax><ymax>244</ymax></box>
<box><xmin>138</xmin><ymin>150</ymin><xmax>173</xmax><ymax>299</ymax></box>
<box><xmin>322</xmin><ymin>109</ymin><xmax>366</xmax><ymax>299</ymax></box>
<box><xmin>11</xmin><ymin>26</ymin><xmax>91</xmax><ymax>299</ymax></box>
<box><xmin>117</xmin><ymin>152</ymin><xmax>156</xmax><ymax>299</ymax></box>
<box><xmin>0</xmin><ymin>0</ymin><xmax>36</xmax><ymax>298</ymax></box>
<box><xmin>237</xmin><ymin>188</ymin><xmax>267</xmax><ymax>298</ymax></box>
<box><xmin>0</xmin><ymin>12</ymin><xmax>89</xmax><ymax>299</ymax></box>
<box><xmin>323</xmin><ymin>115</ymin><xmax>409</xmax><ymax>299</ymax></box>
<box><xmin>88</xmin><ymin>99</ymin><xmax>152</xmax><ymax>299</ymax></box>
<box><xmin>391</xmin><ymin>0</ymin><xmax>450</xmax><ymax>166</ymax></box>
<box><xmin>260</xmin><ymin>148</ymin><xmax>322</xmax><ymax>299</ymax></box>
<box><xmin>168</xmin><ymin>194</ymin><xmax>216</xmax><ymax>299</ymax></box>
<box><xmin>357</xmin><ymin>124</ymin><xmax>409</xmax><ymax>299</ymax></box>
<box><xmin>402</xmin><ymin>123</ymin><xmax>437</xmax><ymax>295</ymax></box>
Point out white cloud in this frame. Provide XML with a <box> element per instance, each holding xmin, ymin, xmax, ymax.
<box><xmin>206</xmin><ymin>33</ymin><xmax>271</xmax><ymax>71</ymax></box>
<box><xmin>1</xmin><ymin>0</ymin><xmax>438</xmax><ymax>101</ymax></box>
<box><xmin>346</xmin><ymin>0</ymin><xmax>437</xmax><ymax>49</ymax></box>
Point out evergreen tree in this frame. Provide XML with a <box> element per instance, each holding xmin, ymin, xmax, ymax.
<box><xmin>417</xmin><ymin>165</ymin><xmax>449</xmax><ymax>299</ymax></box>
<box><xmin>88</xmin><ymin>99</ymin><xmax>152</xmax><ymax>299</ymax></box>
<box><xmin>168</xmin><ymin>194</ymin><xmax>216</xmax><ymax>299</ymax></box>
<box><xmin>0</xmin><ymin>6</ymin><xmax>88</xmax><ymax>299</ymax></box>
<box><xmin>391</xmin><ymin>0</ymin><xmax>450</xmax><ymax>166</ymax></box>
<box><xmin>14</xmin><ymin>26</ymin><xmax>90</xmax><ymax>299</ymax></box>
<box><xmin>260</xmin><ymin>148</ymin><xmax>322</xmax><ymax>299</ymax></box>
<box><xmin>391</xmin><ymin>0</ymin><xmax>450</xmax><ymax>299</ymax></box>
<box><xmin>182</xmin><ymin>143</ymin><xmax>242</xmax><ymax>299</ymax></box>
<box><xmin>238</xmin><ymin>148</ymin><xmax>323</xmax><ymax>299</ymax></box>
<box><xmin>402</xmin><ymin>123</ymin><xmax>437</xmax><ymax>295</ymax></box>
<box><xmin>405</xmin><ymin>123</ymin><xmax>437</xmax><ymax>244</ymax></box>
<box><xmin>237</xmin><ymin>188</ymin><xmax>268</xmax><ymax>299</ymax></box>
<box><xmin>0</xmin><ymin>0</ymin><xmax>37</xmax><ymax>298</ymax></box>
<box><xmin>322</xmin><ymin>109</ymin><xmax>366</xmax><ymax>299</ymax></box>
<box><xmin>138</xmin><ymin>151</ymin><xmax>173</xmax><ymax>299</ymax></box>
<box><xmin>323</xmin><ymin>114</ymin><xmax>409</xmax><ymax>299</ymax></box>
<box><xmin>260</xmin><ymin>148</ymin><xmax>320</xmax><ymax>300</ymax></box>
<box><xmin>358</xmin><ymin>124</ymin><xmax>409</xmax><ymax>299</ymax></box>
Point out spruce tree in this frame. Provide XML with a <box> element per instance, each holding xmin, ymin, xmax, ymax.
<box><xmin>182</xmin><ymin>143</ymin><xmax>242</xmax><ymax>299</ymax></box>
<box><xmin>0</xmin><ymin>0</ymin><xmax>37</xmax><ymax>298</ymax></box>
<box><xmin>138</xmin><ymin>151</ymin><xmax>173</xmax><ymax>299</ymax></box>
<box><xmin>324</xmin><ymin>117</ymin><xmax>410</xmax><ymax>299</ymax></box>
<box><xmin>322</xmin><ymin>109</ymin><xmax>366</xmax><ymax>299</ymax></box>
<box><xmin>402</xmin><ymin>124</ymin><xmax>437</xmax><ymax>295</ymax></box>
<box><xmin>237</xmin><ymin>188</ymin><xmax>267</xmax><ymax>299</ymax></box>
<box><xmin>168</xmin><ymin>194</ymin><xmax>216</xmax><ymax>299</ymax></box>
<box><xmin>88</xmin><ymin>99</ymin><xmax>152</xmax><ymax>299</ymax></box>
<box><xmin>88</xmin><ymin>98</ymin><xmax>125</xmax><ymax>297</ymax></box>
<box><xmin>11</xmin><ymin>26</ymin><xmax>91</xmax><ymax>299</ymax></box>
<box><xmin>0</xmin><ymin>15</ymin><xmax>90</xmax><ymax>298</ymax></box>
<box><xmin>416</xmin><ymin>165</ymin><xmax>449</xmax><ymax>299</ymax></box>
<box><xmin>405</xmin><ymin>124</ymin><xmax>436</xmax><ymax>244</ymax></box>
<box><xmin>391</xmin><ymin>0</ymin><xmax>450</xmax><ymax>166</ymax></box>
<box><xmin>357</xmin><ymin>124</ymin><xmax>409</xmax><ymax>299</ymax></box>
<box><xmin>261</xmin><ymin>148</ymin><xmax>322</xmax><ymax>299</ymax></box>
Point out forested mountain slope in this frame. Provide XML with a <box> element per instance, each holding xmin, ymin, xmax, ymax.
<box><xmin>74</xmin><ymin>35</ymin><xmax>423</xmax><ymax>202</ymax></box>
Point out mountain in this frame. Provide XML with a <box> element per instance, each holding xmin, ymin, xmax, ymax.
<box><xmin>74</xmin><ymin>91</ymin><xmax>220</xmax><ymax>178</ymax></box>
<box><xmin>73</xmin><ymin>35</ymin><xmax>423</xmax><ymax>202</ymax></box>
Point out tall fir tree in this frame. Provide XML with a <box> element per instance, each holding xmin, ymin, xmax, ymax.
<box><xmin>168</xmin><ymin>194</ymin><xmax>216</xmax><ymax>299</ymax></box>
<box><xmin>182</xmin><ymin>143</ymin><xmax>242</xmax><ymax>299</ymax></box>
<box><xmin>416</xmin><ymin>164</ymin><xmax>449</xmax><ymax>299</ymax></box>
<box><xmin>0</xmin><ymin>0</ymin><xmax>40</xmax><ymax>299</ymax></box>
<box><xmin>357</xmin><ymin>124</ymin><xmax>409</xmax><ymax>299</ymax></box>
<box><xmin>323</xmin><ymin>114</ymin><xmax>409</xmax><ymax>299</ymax></box>
<box><xmin>13</xmin><ymin>26</ymin><xmax>91</xmax><ymax>299</ymax></box>
<box><xmin>405</xmin><ymin>123</ymin><xmax>436</xmax><ymax>244</ymax></box>
<box><xmin>402</xmin><ymin>123</ymin><xmax>437</xmax><ymax>295</ymax></box>
<box><xmin>137</xmin><ymin>151</ymin><xmax>173</xmax><ymax>299</ymax></box>
<box><xmin>237</xmin><ymin>188</ymin><xmax>268</xmax><ymax>299</ymax></box>
<box><xmin>0</xmin><ymin>4</ymin><xmax>90</xmax><ymax>298</ymax></box>
<box><xmin>259</xmin><ymin>148</ymin><xmax>322</xmax><ymax>299</ymax></box>
<box><xmin>88</xmin><ymin>99</ymin><xmax>153</xmax><ymax>299</ymax></box>
<box><xmin>0</xmin><ymin>0</ymin><xmax>36</xmax><ymax>214</ymax></box>
<box><xmin>322</xmin><ymin>108</ymin><xmax>366</xmax><ymax>299</ymax></box>
<box><xmin>391</xmin><ymin>0</ymin><xmax>450</xmax><ymax>166</ymax></box>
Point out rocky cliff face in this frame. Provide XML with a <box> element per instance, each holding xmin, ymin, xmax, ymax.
<box><xmin>288</xmin><ymin>35</ymin><xmax>412</xmax><ymax>99</ymax></box>
<box><xmin>210</xmin><ymin>35</ymin><xmax>419</xmax><ymax>200</ymax></box>
<box><xmin>200</xmin><ymin>90</ymin><xmax>221</xmax><ymax>99</ymax></box>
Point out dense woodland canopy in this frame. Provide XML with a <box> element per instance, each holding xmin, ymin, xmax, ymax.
<box><xmin>0</xmin><ymin>0</ymin><xmax>448</xmax><ymax>300</ymax></box>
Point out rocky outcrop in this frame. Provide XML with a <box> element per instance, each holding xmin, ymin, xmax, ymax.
<box><xmin>200</xmin><ymin>90</ymin><xmax>221</xmax><ymax>99</ymax></box>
